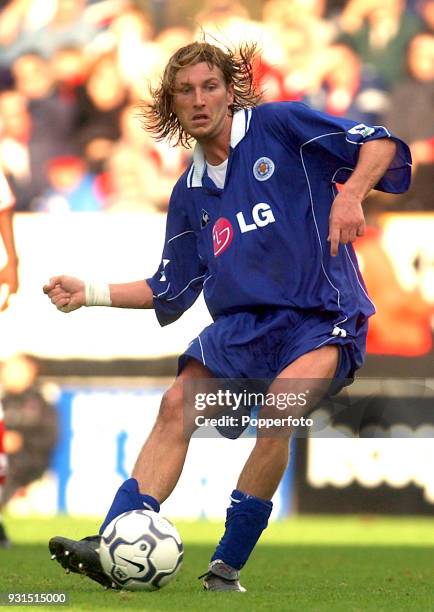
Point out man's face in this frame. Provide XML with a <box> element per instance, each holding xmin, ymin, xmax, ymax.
<box><xmin>172</xmin><ymin>62</ymin><xmax>234</xmax><ymax>142</ymax></box>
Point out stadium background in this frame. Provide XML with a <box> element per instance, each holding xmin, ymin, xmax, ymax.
<box><xmin>0</xmin><ymin>0</ymin><xmax>433</xmax><ymax>524</ymax></box>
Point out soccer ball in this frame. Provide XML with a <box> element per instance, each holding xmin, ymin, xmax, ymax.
<box><xmin>99</xmin><ymin>509</ymin><xmax>183</xmax><ymax>591</ymax></box>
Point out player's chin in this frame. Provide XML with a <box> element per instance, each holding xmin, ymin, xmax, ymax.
<box><xmin>186</xmin><ymin>124</ymin><xmax>212</xmax><ymax>139</ymax></box>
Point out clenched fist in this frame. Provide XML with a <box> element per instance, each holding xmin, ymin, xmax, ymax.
<box><xmin>43</xmin><ymin>275</ymin><xmax>85</xmax><ymax>313</ymax></box>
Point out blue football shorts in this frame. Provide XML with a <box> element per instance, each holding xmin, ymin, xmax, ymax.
<box><xmin>178</xmin><ymin>307</ymin><xmax>368</xmax><ymax>438</ymax></box>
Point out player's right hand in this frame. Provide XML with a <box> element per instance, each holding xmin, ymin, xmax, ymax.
<box><xmin>43</xmin><ymin>275</ymin><xmax>85</xmax><ymax>313</ymax></box>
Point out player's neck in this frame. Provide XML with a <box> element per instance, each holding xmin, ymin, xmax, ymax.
<box><xmin>199</xmin><ymin>114</ymin><xmax>232</xmax><ymax>165</ymax></box>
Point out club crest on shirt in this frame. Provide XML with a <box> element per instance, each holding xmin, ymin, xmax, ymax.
<box><xmin>253</xmin><ymin>157</ymin><xmax>275</xmax><ymax>181</ymax></box>
<box><xmin>201</xmin><ymin>209</ymin><xmax>210</xmax><ymax>228</ymax></box>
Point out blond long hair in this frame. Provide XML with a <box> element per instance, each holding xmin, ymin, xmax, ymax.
<box><xmin>142</xmin><ymin>41</ymin><xmax>262</xmax><ymax>148</ymax></box>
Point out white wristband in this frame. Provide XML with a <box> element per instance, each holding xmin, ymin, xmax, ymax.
<box><xmin>85</xmin><ymin>282</ymin><xmax>112</xmax><ymax>307</ymax></box>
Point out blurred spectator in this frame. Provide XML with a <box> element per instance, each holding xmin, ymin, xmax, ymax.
<box><xmin>381</xmin><ymin>32</ymin><xmax>434</xmax><ymax>210</ymax></box>
<box><xmin>123</xmin><ymin>24</ymin><xmax>193</xmax><ymax>100</ymax></box>
<box><xmin>0</xmin><ymin>89</ymin><xmax>31</xmax><ymax>210</ymax></box>
<box><xmin>111</xmin><ymin>6</ymin><xmax>155</xmax><ymax>82</ymax></box>
<box><xmin>195</xmin><ymin>0</ymin><xmax>264</xmax><ymax>47</ymax></box>
<box><xmin>106</xmin><ymin>103</ymin><xmax>187</xmax><ymax>212</ymax></box>
<box><xmin>0</xmin><ymin>0</ymin><xmax>103</xmax><ymax>66</ymax></box>
<box><xmin>0</xmin><ymin>354</ymin><xmax>58</xmax><ymax>507</ymax></box>
<box><xmin>154</xmin><ymin>26</ymin><xmax>194</xmax><ymax>59</ymax></box>
<box><xmin>50</xmin><ymin>45</ymin><xmax>87</xmax><ymax>101</ymax></box>
<box><xmin>24</xmin><ymin>0</ymin><xmax>101</xmax><ymax>58</ymax></box>
<box><xmin>302</xmin><ymin>44</ymin><xmax>390</xmax><ymax>124</ymax></box>
<box><xmin>0</xmin><ymin>0</ymin><xmax>56</xmax><ymax>58</ymax></box>
<box><xmin>74</xmin><ymin>51</ymin><xmax>129</xmax><ymax>172</ymax></box>
<box><xmin>12</xmin><ymin>50</ymin><xmax>78</xmax><ymax>133</ymax></box>
<box><xmin>148</xmin><ymin>26</ymin><xmax>194</xmax><ymax>87</ymax></box>
<box><xmin>384</xmin><ymin>33</ymin><xmax>434</xmax><ymax>148</ymax></box>
<box><xmin>87</xmin><ymin>6</ymin><xmax>192</xmax><ymax>101</ymax></box>
<box><xmin>88</xmin><ymin>5</ymin><xmax>157</xmax><ymax>89</ymax></box>
<box><xmin>262</xmin><ymin>0</ymin><xmax>334</xmax><ymax>43</ymax></box>
<box><xmin>258</xmin><ymin>0</ymin><xmax>338</xmax><ymax>102</ymax></box>
<box><xmin>0</xmin><ymin>88</ymin><xmax>47</xmax><ymax>211</ymax></box>
<box><xmin>338</xmin><ymin>0</ymin><xmax>423</xmax><ymax>89</ymax></box>
<box><xmin>164</xmin><ymin>0</ymin><xmax>218</xmax><ymax>30</ymax></box>
<box><xmin>9</xmin><ymin>52</ymin><xmax>77</xmax><ymax>208</ymax></box>
<box><xmin>32</xmin><ymin>155</ymin><xmax>106</xmax><ymax>212</ymax></box>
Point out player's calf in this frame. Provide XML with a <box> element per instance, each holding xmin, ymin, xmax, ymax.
<box><xmin>200</xmin><ymin>489</ymin><xmax>272</xmax><ymax>592</ymax></box>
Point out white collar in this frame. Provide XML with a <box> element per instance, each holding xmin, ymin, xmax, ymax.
<box><xmin>186</xmin><ymin>108</ymin><xmax>252</xmax><ymax>188</ymax></box>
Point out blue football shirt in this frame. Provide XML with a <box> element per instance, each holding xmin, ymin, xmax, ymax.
<box><xmin>147</xmin><ymin>102</ymin><xmax>411</xmax><ymax>328</ymax></box>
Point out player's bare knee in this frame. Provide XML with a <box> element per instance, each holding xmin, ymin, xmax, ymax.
<box><xmin>156</xmin><ymin>383</ymin><xmax>184</xmax><ymax>428</ymax></box>
<box><xmin>154</xmin><ymin>381</ymin><xmax>198</xmax><ymax>441</ymax></box>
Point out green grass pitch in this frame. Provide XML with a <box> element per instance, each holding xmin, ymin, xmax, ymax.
<box><xmin>1</xmin><ymin>515</ymin><xmax>433</xmax><ymax>611</ymax></box>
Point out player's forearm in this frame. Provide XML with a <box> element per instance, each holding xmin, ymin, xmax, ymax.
<box><xmin>108</xmin><ymin>280</ymin><xmax>154</xmax><ymax>309</ymax></box>
<box><xmin>0</xmin><ymin>207</ymin><xmax>18</xmax><ymax>264</ymax></box>
<box><xmin>342</xmin><ymin>138</ymin><xmax>397</xmax><ymax>201</ymax></box>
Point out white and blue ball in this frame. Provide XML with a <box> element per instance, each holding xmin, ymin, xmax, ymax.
<box><xmin>99</xmin><ymin>509</ymin><xmax>183</xmax><ymax>591</ymax></box>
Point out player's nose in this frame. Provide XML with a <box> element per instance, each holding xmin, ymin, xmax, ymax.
<box><xmin>193</xmin><ymin>87</ymin><xmax>205</xmax><ymax>106</ymax></box>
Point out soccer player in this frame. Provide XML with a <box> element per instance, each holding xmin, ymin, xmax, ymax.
<box><xmin>0</xmin><ymin>169</ymin><xmax>19</xmax><ymax>547</ymax></box>
<box><xmin>43</xmin><ymin>42</ymin><xmax>411</xmax><ymax>591</ymax></box>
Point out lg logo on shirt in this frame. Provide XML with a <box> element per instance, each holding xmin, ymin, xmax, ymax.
<box><xmin>236</xmin><ymin>202</ymin><xmax>275</xmax><ymax>233</ymax></box>
<box><xmin>212</xmin><ymin>203</ymin><xmax>275</xmax><ymax>256</ymax></box>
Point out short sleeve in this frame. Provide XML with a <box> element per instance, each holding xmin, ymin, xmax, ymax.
<box><xmin>266</xmin><ymin>102</ymin><xmax>412</xmax><ymax>194</ymax></box>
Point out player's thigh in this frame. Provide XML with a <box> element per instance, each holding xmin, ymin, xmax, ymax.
<box><xmin>266</xmin><ymin>345</ymin><xmax>339</xmax><ymax>419</ymax></box>
<box><xmin>178</xmin><ymin>357</ymin><xmax>214</xmax><ymax>382</ymax></box>
<box><xmin>276</xmin><ymin>345</ymin><xmax>339</xmax><ymax>380</ymax></box>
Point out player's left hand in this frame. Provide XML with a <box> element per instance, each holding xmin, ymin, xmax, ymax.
<box><xmin>328</xmin><ymin>190</ymin><xmax>365</xmax><ymax>257</ymax></box>
<box><xmin>0</xmin><ymin>260</ymin><xmax>19</xmax><ymax>311</ymax></box>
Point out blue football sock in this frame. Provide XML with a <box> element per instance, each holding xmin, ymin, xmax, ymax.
<box><xmin>211</xmin><ymin>489</ymin><xmax>273</xmax><ymax>570</ymax></box>
<box><xmin>99</xmin><ymin>478</ymin><xmax>160</xmax><ymax>535</ymax></box>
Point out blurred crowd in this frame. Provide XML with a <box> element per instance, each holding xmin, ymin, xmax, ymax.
<box><xmin>0</xmin><ymin>0</ymin><xmax>432</xmax><ymax>214</ymax></box>
<box><xmin>0</xmin><ymin>354</ymin><xmax>57</xmax><ymax>510</ymax></box>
